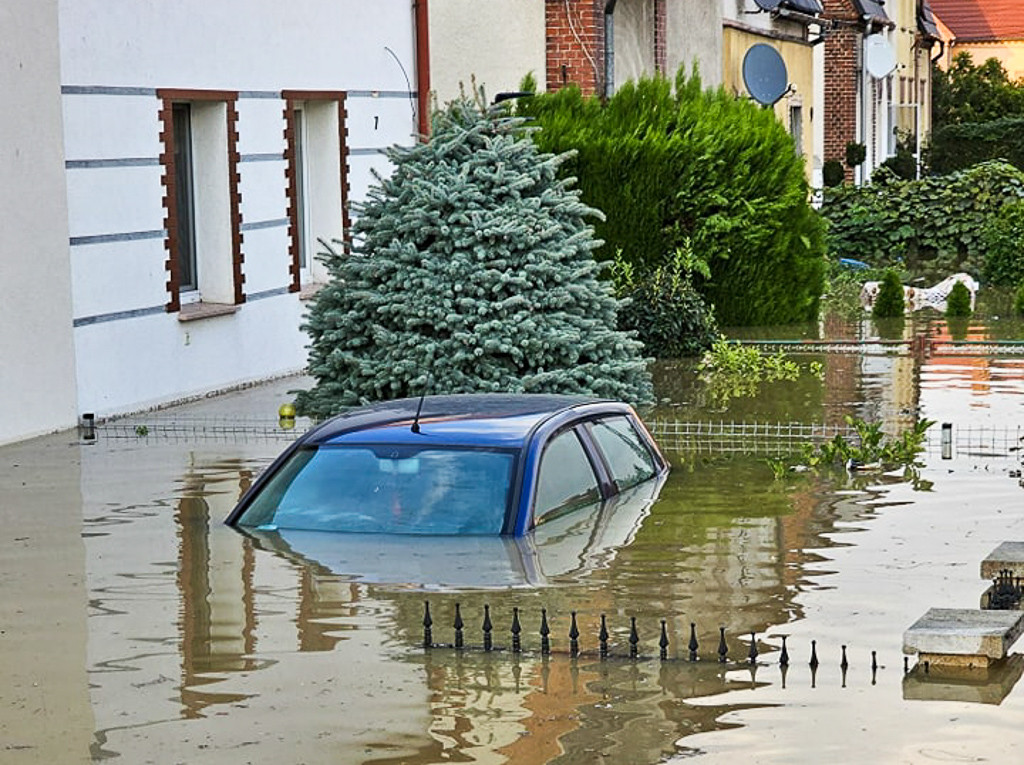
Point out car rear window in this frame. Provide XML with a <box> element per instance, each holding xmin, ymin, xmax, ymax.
<box><xmin>234</xmin><ymin>445</ymin><xmax>515</xmax><ymax>535</ymax></box>
<box><xmin>589</xmin><ymin>416</ymin><xmax>657</xmax><ymax>491</ymax></box>
<box><xmin>533</xmin><ymin>428</ymin><xmax>601</xmax><ymax>523</ymax></box>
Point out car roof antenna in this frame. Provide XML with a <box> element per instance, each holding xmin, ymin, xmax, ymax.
<box><xmin>411</xmin><ymin>374</ymin><xmax>432</xmax><ymax>434</ymax></box>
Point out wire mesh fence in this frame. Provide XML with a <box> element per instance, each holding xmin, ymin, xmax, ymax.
<box><xmin>644</xmin><ymin>419</ymin><xmax>860</xmax><ymax>457</ymax></box>
<box><xmin>83</xmin><ymin>414</ymin><xmax>314</xmax><ymax>443</ymax></box>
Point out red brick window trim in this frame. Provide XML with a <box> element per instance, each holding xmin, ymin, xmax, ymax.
<box><xmin>281</xmin><ymin>90</ymin><xmax>350</xmax><ymax>293</ymax></box>
<box><xmin>157</xmin><ymin>89</ymin><xmax>244</xmax><ymax>312</ymax></box>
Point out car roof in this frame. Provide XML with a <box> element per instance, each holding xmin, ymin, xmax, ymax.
<box><xmin>305</xmin><ymin>393</ymin><xmax>612</xmax><ymax>449</ymax></box>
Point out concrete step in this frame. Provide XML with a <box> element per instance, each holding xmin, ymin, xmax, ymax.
<box><xmin>981</xmin><ymin>541</ymin><xmax>1024</xmax><ymax>581</ymax></box>
<box><xmin>903</xmin><ymin>608</ymin><xmax>1024</xmax><ymax>669</ymax></box>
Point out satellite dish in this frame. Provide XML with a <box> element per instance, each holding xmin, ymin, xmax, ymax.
<box><xmin>753</xmin><ymin>0</ymin><xmax>783</xmax><ymax>9</ymax></box>
<box><xmin>864</xmin><ymin>35</ymin><xmax>897</xmax><ymax>79</ymax></box>
<box><xmin>742</xmin><ymin>44</ymin><xmax>788</xmax><ymax>106</ymax></box>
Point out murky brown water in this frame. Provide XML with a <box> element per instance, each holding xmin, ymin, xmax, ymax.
<box><xmin>2</xmin><ymin>314</ymin><xmax>1024</xmax><ymax>763</ymax></box>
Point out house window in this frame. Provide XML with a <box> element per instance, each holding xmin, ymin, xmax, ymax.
<box><xmin>158</xmin><ymin>89</ymin><xmax>244</xmax><ymax>314</ymax></box>
<box><xmin>789</xmin><ymin>104</ymin><xmax>803</xmax><ymax>156</ymax></box>
<box><xmin>283</xmin><ymin>92</ymin><xmax>349</xmax><ymax>291</ymax></box>
<box><xmin>172</xmin><ymin>104</ymin><xmax>198</xmax><ymax>293</ymax></box>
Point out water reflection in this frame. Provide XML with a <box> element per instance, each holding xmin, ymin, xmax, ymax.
<box><xmin>69</xmin><ymin>312</ymin><xmax>1024</xmax><ymax>761</ymax></box>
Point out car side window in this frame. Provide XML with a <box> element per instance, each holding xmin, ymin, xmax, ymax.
<box><xmin>589</xmin><ymin>416</ymin><xmax>656</xmax><ymax>491</ymax></box>
<box><xmin>533</xmin><ymin>429</ymin><xmax>601</xmax><ymax>523</ymax></box>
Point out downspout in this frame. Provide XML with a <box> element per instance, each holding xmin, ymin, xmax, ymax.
<box><xmin>414</xmin><ymin>0</ymin><xmax>431</xmax><ymax>139</ymax></box>
<box><xmin>605</xmin><ymin>0</ymin><xmax>617</xmax><ymax>98</ymax></box>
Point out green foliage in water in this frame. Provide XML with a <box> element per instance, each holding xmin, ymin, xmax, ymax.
<box><xmin>945</xmin><ymin>281</ymin><xmax>973</xmax><ymax>317</ymax></box>
<box><xmin>821</xmin><ymin>161</ymin><xmax>1024</xmax><ymax>280</ymax></box>
<box><xmin>295</xmin><ymin>97</ymin><xmax>653</xmax><ymax>417</ymax></box>
<box><xmin>768</xmin><ymin>416</ymin><xmax>935</xmax><ymax>478</ymax></box>
<box><xmin>610</xmin><ymin>241</ymin><xmax>719</xmax><ymax>358</ymax></box>
<box><xmin>983</xmin><ymin>199</ymin><xmax>1024</xmax><ymax>286</ymax></box>
<box><xmin>697</xmin><ymin>339</ymin><xmax>821</xmax><ymax>408</ymax></box>
<box><xmin>516</xmin><ymin>67</ymin><xmax>826</xmax><ymax>326</ymax></box>
<box><xmin>872</xmin><ymin>270</ymin><xmax>906</xmax><ymax>318</ymax></box>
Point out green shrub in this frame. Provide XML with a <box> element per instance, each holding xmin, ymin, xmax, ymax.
<box><xmin>821</xmin><ymin>161</ymin><xmax>1024</xmax><ymax>280</ymax></box>
<box><xmin>945</xmin><ymin>281</ymin><xmax>973</xmax><ymax>317</ymax></box>
<box><xmin>845</xmin><ymin>141</ymin><xmax>866</xmax><ymax>168</ymax></box>
<box><xmin>611</xmin><ymin>243</ymin><xmax>719</xmax><ymax>358</ymax></box>
<box><xmin>983</xmin><ymin>199</ymin><xmax>1024</xmax><ymax>286</ymax></box>
<box><xmin>822</xmin><ymin>160</ymin><xmax>845</xmax><ymax>187</ymax></box>
<box><xmin>1015</xmin><ymin>283</ymin><xmax>1024</xmax><ymax>315</ymax></box>
<box><xmin>517</xmin><ymin>67</ymin><xmax>826</xmax><ymax>326</ymax></box>
<box><xmin>873</xmin><ymin>270</ymin><xmax>905</xmax><ymax>318</ymax></box>
<box><xmin>929</xmin><ymin>117</ymin><xmax>1024</xmax><ymax>174</ymax></box>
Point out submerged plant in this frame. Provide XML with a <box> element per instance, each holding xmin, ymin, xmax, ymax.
<box><xmin>771</xmin><ymin>415</ymin><xmax>935</xmax><ymax>479</ymax></box>
<box><xmin>697</xmin><ymin>339</ymin><xmax>805</xmax><ymax>407</ymax></box>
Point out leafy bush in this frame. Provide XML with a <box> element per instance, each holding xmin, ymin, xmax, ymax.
<box><xmin>945</xmin><ymin>281</ymin><xmax>973</xmax><ymax>317</ymax></box>
<box><xmin>983</xmin><ymin>199</ymin><xmax>1024</xmax><ymax>285</ymax></box>
<box><xmin>791</xmin><ymin>416</ymin><xmax>934</xmax><ymax>472</ymax></box>
<box><xmin>295</xmin><ymin>98</ymin><xmax>653</xmax><ymax>417</ymax></box>
<box><xmin>929</xmin><ymin>117</ymin><xmax>1024</xmax><ymax>174</ymax></box>
<box><xmin>873</xmin><ymin>270</ymin><xmax>905</xmax><ymax>318</ymax></box>
<box><xmin>821</xmin><ymin>161</ymin><xmax>1024</xmax><ymax>280</ymax></box>
<box><xmin>845</xmin><ymin>141</ymin><xmax>866</xmax><ymax>168</ymax></box>
<box><xmin>932</xmin><ymin>53</ymin><xmax>1024</xmax><ymax>130</ymax></box>
<box><xmin>517</xmin><ymin>67</ymin><xmax>826</xmax><ymax>326</ymax></box>
<box><xmin>610</xmin><ymin>242</ymin><xmax>719</xmax><ymax>358</ymax></box>
<box><xmin>696</xmin><ymin>339</ymin><xmax>821</xmax><ymax>408</ymax></box>
<box><xmin>823</xmin><ymin>160</ymin><xmax>845</xmax><ymax>187</ymax></box>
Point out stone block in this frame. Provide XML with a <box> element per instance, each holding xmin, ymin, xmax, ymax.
<box><xmin>903</xmin><ymin>608</ymin><xmax>1024</xmax><ymax>666</ymax></box>
<box><xmin>981</xmin><ymin>541</ymin><xmax>1024</xmax><ymax>580</ymax></box>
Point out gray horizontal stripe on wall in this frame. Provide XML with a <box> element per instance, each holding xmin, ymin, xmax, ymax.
<box><xmin>62</xmin><ymin>85</ymin><xmax>157</xmax><ymax>97</ymax></box>
<box><xmin>240</xmin><ymin>152</ymin><xmax>285</xmax><ymax>163</ymax></box>
<box><xmin>349</xmin><ymin>147</ymin><xmax>388</xmax><ymax>156</ymax></box>
<box><xmin>74</xmin><ymin>304</ymin><xmax>165</xmax><ymax>328</ymax></box>
<box><xmin>240</xmin><ymin>218</ymin><xmax>289</xmax><ymax>232</ymax></box>
<box><xmin>348</xmin><ymin>90</ymin><xmax>416</xmax><ymax>99</ymax></box>
<box><xmin>247</xmin><ymin>287</ymin><xmax>291</xmax><ymax>301</ymax></box>
<box><xmin>70</xmin><ymin>229</ymin><xmax>166</xmax><ymax>246</ymax></box>
<box><xmin>66</xmin><ymin>157</ymin><xmax>161</xmax><ymax>169</ymax></box>
<box><xmin>239</xmin><ymin>90</ymin><xmax>282</xmax><ymax>99</ymax></box>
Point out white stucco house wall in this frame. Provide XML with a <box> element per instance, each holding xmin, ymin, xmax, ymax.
<box><xmin>0</xmin><ymin>0</ymin><xmax>79</xmax><ymax>446</ymax></box>
<box><xmin>1</xmin><ymin>0</ymin><xmax>423</xmax><ymax>443</ymax></box>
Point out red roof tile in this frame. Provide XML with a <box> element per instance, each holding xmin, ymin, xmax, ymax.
<box><xmin>930</xmin><ymin>0</ymin><xmax>1024</xmax><ymax>41</ymax></box>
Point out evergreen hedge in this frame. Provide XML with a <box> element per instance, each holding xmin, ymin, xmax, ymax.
<box><xmin>872</xmin><ymin>270</ymin><xmax>906</xmax><ymax>318</ymax></box>
<box><xmin>945</xmin><ymin>281</ymin><xmax>972</xmax><ymax>317</ymax></box>
<box><xmin>517</xmin><ymin>69</ymin><xmax>826</xmax><ymax>326</ymax></box>
<box><xmin>929</xmin><ymin>117</ymin><xmax>1024</xmax><ymax>174</ymax></box>
<box><xmin>295</xmin><ymin>99</ymin><xmax>653</xmax><ymax>417</ymax></box>
<box><xmin>982</xmin><ymin>199</ymin><xmax>1024</xmax><ymax>286</ymax></box>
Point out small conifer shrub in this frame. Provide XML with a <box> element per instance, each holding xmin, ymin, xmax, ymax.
<box><xmin>294</xmin><ymin>98</ymin><xmax>653</xmax><ymax>418</ymax></box>
<box><xmin>944</xmin><ymin>281</ymin><xmax>973</xmax><ymax>317</ymax></box>
<box><xmin>872</xmin><ymin>270</ymin><xmax>906</xmax><ymax>318</ymax></box>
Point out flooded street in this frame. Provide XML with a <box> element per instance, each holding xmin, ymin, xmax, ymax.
<box><xmin>3</xmin><ymin>315</ymin><xmax>1024</xmax><ymax>763</ymax></box>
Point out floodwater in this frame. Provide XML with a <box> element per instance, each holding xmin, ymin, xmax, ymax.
<box><xmin>2</xmin><ymin>313</ymin><xmax>1024</xmax><ymax>764</ymax></box>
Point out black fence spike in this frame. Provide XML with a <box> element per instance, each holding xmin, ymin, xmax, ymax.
<box><xmin>871</xmin><ymin>650</ymin><xmax>878</xmax><ymax>672</ymax></box>
<box><xmin>718</xmin><ymin>626</ymin><xmax>728</xmax><ymax>663</ymax></box>
<box><xmin>599</xmin><ymin>614</ymin><xmax>609</xmax><ymax>658</ymax></box>
<box><xmin>569</xmin><ymin>612</ymin><xmax>580</xmax><ymax>657</ymax></box>
<box><xmin>629</xmin><ymin>617</ymin><xmax>640</xmax><ymax>659</ymax></box>
<box><xmin>748</xmin><ymin>632</ymin><xmax>758</xmax><ymax>665</ymax></box>
<box><xmin>780</xmin><ymin>635</ymin><xmax>789</xmax><ymax>666</ymax></box>
<box><xmin>840</xmin><ymin>644</ymin><xmax>849</xmax><ymax>671</ymax></box>
<box><xmin>903</xmin><ymin>656</ymin><xmax>909</xmax><ymax>674</ymax></box>
<box><xmin>660</xmin><ymin>620</ymin><xmax>669</xmax><ymax>660</ymax></box>
<box><xmin>454</xmin><ymin>603</ymin><xmax>464</xmax><ymax>649</ymax></box>
<box><xmin>809</xmin><ymin>639</ymin><xmax>819</xmax><ymax>669</ymax></box>
<box><xmin>540</xmin><ymin>608</ymin><xmax>551</xmax><ymax>655</ymax></box>
<box><xmin>688</xmin><ymin>622</ymin><xmax>699</xmax><ymax>662</ymax></box>
<box><xmin>483</xmin><ymin>604</ymin><xmax>493</xmax><ymax>652</ymax></box>
<box><xmin>423</xmin><ymin>601</ymin><xmax>433</xmax><ymax>648</ymax></box>
<box><xmin>780</xmin><ymin>661</ymin><xmax>789</xmax><ymax>689</ymax></box>
<box><xmin>810</xmin><ymin>662</ymin><xmax>818</xmax><ymax>689</ymax></box>
<box><xmin>511</xmin><ymin>607</ymin><xmax>522</xmax><ymax>654</ymax></box>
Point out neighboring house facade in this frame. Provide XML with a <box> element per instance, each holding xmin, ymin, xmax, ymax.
<box><xmin>930</xmin><ymin>0</ymin><xmax>1024</xmax><ymax>79</ymax></box>
<box><xmin>821</xmin><ymin>0</ymin><xmax>940</xmax><ymax>183</ymax></box>
<box><xmin>722</xmin><ymin>0</ymin><xmax>825</xmax><ymax>179</ymax></box>
<box><xmin>2</xmin><ymin>0</ymin><xmax>424</xmax><ymax>444</ymax></box>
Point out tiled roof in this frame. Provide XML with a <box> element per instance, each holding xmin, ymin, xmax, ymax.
<box><xmin>929</xmin><ymin>0</ymin><xmax>1024</xmax><ymax>41</ymax></box>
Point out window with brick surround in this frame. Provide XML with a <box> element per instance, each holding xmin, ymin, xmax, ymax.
<box><xmin>283</xmin><ymin>91</ymin><xmax>349</xmax><ymax>291</ymax></box>
<box><xmin>158</xmin><ymin>89</ymin><xmax>245</xmax><ymax>313</ymax></box>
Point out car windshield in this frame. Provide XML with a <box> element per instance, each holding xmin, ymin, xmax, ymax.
<box><xmin>234</xmin><ymin>444</ymin><xmax>516</xmax><ymax>535</ymax></box>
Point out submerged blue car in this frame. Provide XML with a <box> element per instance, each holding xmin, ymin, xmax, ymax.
<box><xmin>226</xmin><ymin>394</ymin><xmax>668</xmax><ymax>537</ymax></box>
